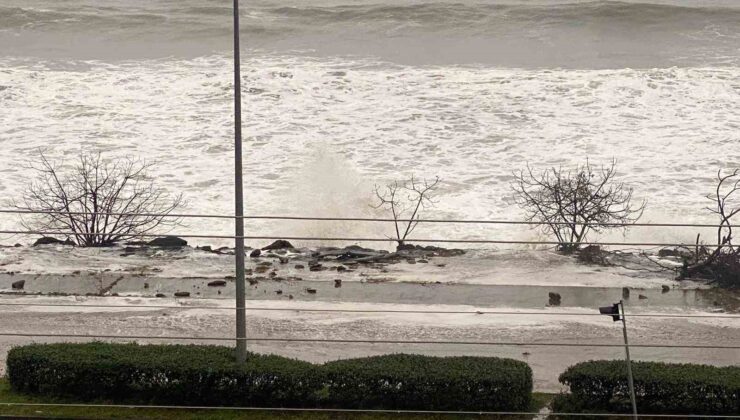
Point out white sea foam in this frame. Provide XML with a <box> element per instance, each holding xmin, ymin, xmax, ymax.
<box><xmin>1</xmin><ymin>55</ymin><xmax>739</xmax><ymax>248</ymax></box>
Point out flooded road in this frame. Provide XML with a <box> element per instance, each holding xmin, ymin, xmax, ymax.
<box><xmin>0</xmin><ymin>295</ymin><xmax>737</xmax><ymax>392</ymax></box>
<box><xmin>0</xmin><ymin>245</ymin><xmax>737</xmax><ymax>392</ymax></box>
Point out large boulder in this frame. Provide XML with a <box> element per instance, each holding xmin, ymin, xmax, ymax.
<box><xmin>148</xmin><ymin>236</ymin><xmax>188</xmax><ymax>248</ymax></box>
<box><xmin>33</xmin><ymin>237</ymin><xmax>74</xmax><ymax>247</ymax></box>
<box><xmin>397</xmin><ymin>244</ymin><xmax>465</xmax><ymax>257</ymax></box>
<box><xmin>262</xmin><ymin>240</ymin><xmax>294</xmax><ymax>251</ymax></box>
<box><xmin>11</xmin><ymin>280</ymin><xmax>25</xmax><ymax>290</ymax></box>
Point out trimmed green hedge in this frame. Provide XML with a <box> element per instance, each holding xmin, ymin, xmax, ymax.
<box><xmin>322</xmin><ymin>354</ymin><xmax>532</xmax><ymax>411</ymax></box>
<box><xmin>7</xmin><ymin>342</ymin><xmax>320</xmax><ymax>407</ymax></box>
<box><xmin>6</xmin><ymin>343</ymin><xmax>532</xmax><ymax>411</ymax></box>
<box><xmin>555</xmin><ymin>360</ymin><xmax>740</xmax><ymax>415</ymax></box>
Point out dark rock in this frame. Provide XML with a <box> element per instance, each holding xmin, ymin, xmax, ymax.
<box><xmin>397</xmin><ymin>244</ymin><xmax>465</xmax><ymax>257</ymax></box>
<box><xmin>208</xmin><ymin>280</ymin><xmax>227</xmax><ymax>287</ymax></box>
<box><xmin>548</xmin><ymin>292</ymin><xmax>561</xmax><ymax>306</ymax></box>
<box><xmin>143</xmin><ymin>283</ymin><xmax>149</xmax><ymax>289</ymax></box>
<box><xmin>309</xmin><ymin>264</ymin><xmax>326</xmax><ymax>272</ymax></box>
<box><xmin>174</xmin><ymin>291</ymin><xmax>190</xmax><ymax>297</ymax></box>
<box><xmin>262</xmin><ymin>240</ymin><xmax>294</xmax><ymax>251</ymax></box>
<box><xmin>33</xmin><ymin>237</ymin><xmax>74</xmax><ymax>246</ymax></box>
<box><xmin>13</xmin><ymin>243</ymin><xmax>22</xmax><ymax>248</ymax></box>
<box><xmin>658</xmin><ymin>248</ymin><xmax>678</xmax><ymax>257</ymax></box>
<box><xmin>11</xmin><ymin>280</ymin><xmax>24</xmax><ymax>290</ymax></box>
<box><xmin>638</xmin><ymin>294</ymin><xmax>648</xmax><ymax>300</ymax></box>
<box><xmin>288</xmin><ymin>294</ymin><xmax>294</xmax><ymax>300</ymax></box>
<box><xmin>294</xmin><ymin>264</ymin><xmax>305</xmax><ymax>270</ymax></box>
<box><xmin>148</xmin><ymin>236</ymin><xmax>188</xmax><ymax>248</ymax></box>
<box><xmin>276</xmin><ymin>290</ymin><xmax>283</xmax><ymax>295</ymax></box>
<box><xmin>577</xmin><ymin>245</ymin><xmax>610</xmax><ymax>265</ymax></box>
<box><xmin>120</xmin><ymin>246</ymin><xmax>138</xmax><ymax>257</ymax></box>
<box><xmin>255</xmin><ymin>265</ymin><xmax>271</xmax><ymax>274</ymax></box>
<box><xmin>658</xmin><ymin>248</ymin><xmax>688</xmax><ymax>258</ymax></box>
<box><xmin>334</xmin><ymin>279</ymin><xmax>342</xmax><ymax>288</ymax></box>
<box><xmin>622</xmin><ymin>287</ymin><xmax>630</xmax><ymax>299</ymax></box>
<box><xmin>406</xmin><ymin>259</ymin><xmax>416</xmax><ymax>264</ymax></box>
<box><xmin>250</xmin><ymin>249</ymin><xmax>261</xmax><ymax>258</ymax></box>
<box><xmin>306</xmin><ymin>288</ymin><xmax>317</xmax><ymax>294</ymax></box>
<box><xmin>155</xmin><ymin>293</ymin><xmax>166</xmax><ymax>298</ymax></box>
<box><xmin>661</xmin><ymin>285</ymin><xmax>670</xmax><ymax>293</ymax></box>
<box><xmin>279</xmin><ymin>257</ymin><xmax>289</xmax><ymax>264</ymax></box>
<box><xmin>336</xmin><ymin>265</ymin><xmax>347</xmax><ymax>272</ymax></box>
<box><xmin>224</xmin><ymin>275</ymin><xmax>236</xmax><ymax>280</ymax></box>
<box><xmin>318</xmin><ymin>246</ymin><xmax>388</xmax><ymax>261</ymax></box>
<box><xmin>417</xmin><ymin>259</ymin><xmax>428</xmax><ymax>263</ymax></box>
<box><xmin>197</xmin><ymin>245</ymin><xmax>213</xmax><ymax>252</ymax></box>
<box><xmin>248</xmin><ymin>278</ymin><xmax>259</xmax><ymax>285</ymax></box>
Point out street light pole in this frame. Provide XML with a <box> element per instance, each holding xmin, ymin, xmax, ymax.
<box><xmin>599</xmin><ymin>301</ymin><xmax>638</xmax><ymax>419</ymax></box>
<box><xmin>233</xmin><ymin>0</ymin><xmax>247</xmax><ymax>363</ymax></box>
<box><xmin>620</xmin><ymin>300</ymin><xmax>638</xmax><ymax>420</ymax></box>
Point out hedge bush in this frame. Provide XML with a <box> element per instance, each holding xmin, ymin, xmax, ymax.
<box><xmin>555</xmin><ymin>360</ymin><xmax>740</xmax><ymax>415</ymax></box>
<box><xmin>7</xmin><ymin>343</ymin><xmax>533</xmax><ymax>411</ymax></box>
<box><xmin>321</xmin><ymin>354</ymin><xmax>532</xmax><ymax>411</ymax></box>
<box><xmin>7</xmin><ymin>342</ymin><xmax>321</xmax><ymax>407</ymax></box>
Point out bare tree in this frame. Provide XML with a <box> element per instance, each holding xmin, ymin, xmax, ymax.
<box><xmin>681</xmin><ymin>169</ymin><xmax>740</xmax><ymax>286</ymax></box>
<box><xmin>373</xmin><ymin>175</ymin><xmax>440</xmax><ymax>248</ymax></box>
<box><xmin>512</xmin><ymin>159</ymin><xmax>645</xmax><ymax>252</ymax></box>
<box><xmin>15</xmin><ymin>151</ymin><xmax>183</xmax><ymax>247</ymax></box>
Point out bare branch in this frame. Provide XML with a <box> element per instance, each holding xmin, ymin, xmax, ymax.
<box><xmin>372</xmin><ymin>175</ymin><xmax>441</xmax><ymax>248</ymax></box>
<box><xmin>511</xmin><ymin>160</ymin><xmax>645</xmax><ymax>252</ymax></box>
<box><xmin>14</xmin><ymin>151</ymin><xmax>185</xmax><ymax>247</ymax></box>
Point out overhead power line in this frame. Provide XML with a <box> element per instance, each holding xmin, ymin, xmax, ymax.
<box><xmin>0</xmin><ymin>332</ymin><xmax>737</xmax><ymax>349</ymax></box>
<box><xmin>0</xmin><ymin>302</ymin><xmax>737</xmax><ymax>319</ymax></box>
<box><xmin>0</xmin><ymin>209</ymin><xmax>734</xmax><ymax>228</ymax></box>
<box><xmin>0</xmin><ymin>402</ymin><xmax>736</xmax><ymax>418</ymax></box>
<box><xmin>0</xmin><ymin>230</ymin><xmax>735</xmax><ymax>248</ymax></box>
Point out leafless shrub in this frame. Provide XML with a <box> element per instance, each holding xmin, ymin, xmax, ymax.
<box><xmin>15</xmin><ymin>151</ymin><xmax>184</xmax><ymax>247</ymax></box>
<box><xmin>512</xmin><ymin>159</ymin><xmax>645</xmax><ymax>253</ymax></box>
<box><xmin>373</xmin><ymin>175</ymin><xmax>440</xmax><ymax>248</ymax></box>
<box><xmin>681</xmin><ymin>169</ymin><xmax>740</xmax><ymax>287</ymax></box>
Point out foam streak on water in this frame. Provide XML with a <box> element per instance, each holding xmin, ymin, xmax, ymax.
<box><xmin>1</xmin><ymin>54</ymin><xmax>739</xmax><ymax>247</ymax></box>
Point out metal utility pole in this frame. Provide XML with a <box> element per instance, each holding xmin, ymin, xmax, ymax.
<box><xmin>619</xmin><ymin>300</ymin><xmax>638</xmax><ymax>420</ymax></box>
<box><xmin>599</xmin><ymin>300</ymin><xmax>638</xmax><ymax>419</ymax></box>
<box><xmin>233</xmin><ymin>0</ymin><xmax>247</xmax><ymax>363</ymax></box>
